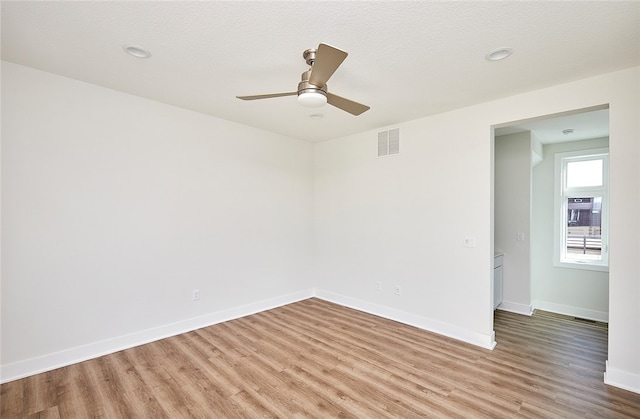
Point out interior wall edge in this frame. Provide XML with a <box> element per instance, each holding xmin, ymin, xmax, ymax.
<box><xmin>605</xmin><ymin>361</ymin><xmax>640</xmax><ymax>394</ymax></box>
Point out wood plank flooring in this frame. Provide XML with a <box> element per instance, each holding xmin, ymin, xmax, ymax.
<box><xmin>2</xmin><ymin>298</ymin><xmax>639</xmax><ymax>418</ymax></box>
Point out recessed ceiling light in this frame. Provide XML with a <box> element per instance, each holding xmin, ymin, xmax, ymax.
<box><xmin>309</xmin><ymin>113</ymin><xmax>324</xmax><ymax>119</ymax></box>
<box><xmin>123</xmin><ymin>45</ymin><xmax>151</xmax><ymax>58</ymax></box>
<box><xmin>485</xmin><ymin>47</ymin><xmax>514</xmax><ymax>62</ymax></box>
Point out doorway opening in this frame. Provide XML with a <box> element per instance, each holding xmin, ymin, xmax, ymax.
<box><xmin>492</xmin><ymin>105</ymin><xmax>610</xmax><ymax>326</ymax></box>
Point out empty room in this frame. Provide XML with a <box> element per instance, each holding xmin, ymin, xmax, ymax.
<box><xmin>2</xmin><ymin>1</ymin><xmax>639</xmax><ymax>417</ymax></box>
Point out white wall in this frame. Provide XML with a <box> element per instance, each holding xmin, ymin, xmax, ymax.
<box><xmin>314</xmin><ymin>66</ymin><xmax>640</xmax><ymax>393</ymax></box>
<box><xmin>532</xmin><ymin>138</ymin><xmax>610</xmax><ymax>321</ymax></box>
<box><xmin>495</xmin><ymin>132</ymin><xmax>532</xmax><ymax>315</ymax></box>
<box><xmin>2</xmin><ymin>62</ymin><xmax>639</xmax><ymax>393</ymax></box>
<box><xmin>1</xmin><ymin>62</ymin><xmax>314</xmax><ymax>380</ymax></box>
<box><xmin>314</xmin><ymin>111</ymin><xmax>495</xmax><ymax>349</ymax></box>
<box><xmin>531</xmin><ymin>133</ymin><xmax>543</xmax><ymax>166</ymax></box>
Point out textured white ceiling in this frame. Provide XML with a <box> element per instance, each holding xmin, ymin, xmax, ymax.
<box><xmin>2</xmin><ymin>1</ymin><xmax>638</xmax><ymax>142</ymax></box>
<box><xmin>495</xmin><ymin>108</ymin><xmax>610</xmax><ymax>144</ymax></box>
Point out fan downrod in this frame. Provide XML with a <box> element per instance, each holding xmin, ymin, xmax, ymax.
<box><xmin>303</xmin><ymin>48</ymin><xmax>317</xmax><ymax>66</ymax></box>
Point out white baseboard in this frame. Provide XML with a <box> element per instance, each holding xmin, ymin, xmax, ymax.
<box><xmin>605</xmin><ymin>360</ymin><xmax>640</xmax><ymax>394</ymax></box>
<box><xmin>314</xmin><ymin>289</ymin><xmax>496</xmax><ymax>350</ymax></box>
<box><xmin>0</xmin><ymin>290</ymin><xmax>314</xmax><ymax>384</ymax></box>
<box><xmin>532</xmin><ymin>300</ymin><xmax>608</xmax><ymax>322</ymax></box>
<box><xmin>5</xmin><ymin>288</ymin><xmax>633</xmax><ymax>394</ymax></box>
<box><xmin>496</xmin><ymin>300</ymin><xmax>533</xmax><ymax>316</ymax></box>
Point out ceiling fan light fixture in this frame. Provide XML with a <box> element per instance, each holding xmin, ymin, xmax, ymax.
<box><xmin>236</xmin><ymin>43</ymin><xmax>368</xmax><ymax>115</ymax></box>
<box><xmin>298</xmin><ymin>91</ymin><xmax>327</xmax><ymax>107</ymax></box>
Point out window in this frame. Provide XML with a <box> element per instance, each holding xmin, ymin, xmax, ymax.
<box><xmin>554</xmin><ymin>148</ymin><xmax>609</xmax><ymax>271</ymax></box>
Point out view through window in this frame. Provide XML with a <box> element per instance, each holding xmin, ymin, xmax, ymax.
<box><xmin>555</xmin><ymin>149</ymin><xmax>609</xmax><ymax>270</ymax></box>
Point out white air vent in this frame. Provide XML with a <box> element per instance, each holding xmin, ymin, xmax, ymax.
<box><xmin>377</xmin><ymin>128</ymin><xmax>400</xmax><ymax>157</ymax></box>
<box><xmin>377</xmin><ymin>132</ymin><xmax>388</xmax><ymax>156</ymax></box>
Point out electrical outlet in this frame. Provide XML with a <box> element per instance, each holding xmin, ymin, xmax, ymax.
<box><xmin>517</xmin><ymin>232</ymin><xmax>525</xmax><ymax>241</ymax></box>
<box><xmin>395</xmin><ymin>285</ymin><xmax>402</xmax><ymax>296</ymax></box>
<box><xmin>464</xmin><ymin>236</ymin><xmax>477</xmax><ymax>248</ymax></box>
<box><xmin>192</xmin><ymin>289</ymin><xmax>200</xmax><ymax>301</ymax></box>
<box><xmin>375</xmin><ymin>281</ymin><xmax>382</xmax><ymax>291</ymax></box>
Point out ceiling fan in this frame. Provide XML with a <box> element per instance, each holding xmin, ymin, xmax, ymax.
<box><xmin>236</xmin><ymin>43</ymin><xmax>370</xmax><ymax>116</ymax></box>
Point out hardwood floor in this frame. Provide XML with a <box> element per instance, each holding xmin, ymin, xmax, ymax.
<box><xmin>2</xmin><ymin>298</ymin><xmax>639</xmax><ymax>418</ymax></box>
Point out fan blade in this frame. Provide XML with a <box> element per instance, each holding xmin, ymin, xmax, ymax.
<box><xmin>236</xmin><ymin>92</ymin><xmax>297</xmax><ymax>100</ymax></box>
<box><xmin>309</xmin><ymin>43</ymin><xmax>348</xmax><ymax>87</ymax></box>
<box><xmin>327</xmin><ymin>92</ymin><xmax>370</xmax><ymax>116</ymax></box>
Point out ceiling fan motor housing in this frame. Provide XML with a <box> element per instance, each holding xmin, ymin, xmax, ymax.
<box><xmin>297</xmin><ymin>69</ymin><xmax>327</xmax><ymax>107</ymax></box>
<box><xmin>298</xmin><ymin>69</ymin><xmax>327</xmax><ymax>96</ymax></box>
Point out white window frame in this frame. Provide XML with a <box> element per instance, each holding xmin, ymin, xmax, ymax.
<box><xmin>553</xmin><ymin>148</ymin><xmax>609</xmax><ymax>272</ymax></box>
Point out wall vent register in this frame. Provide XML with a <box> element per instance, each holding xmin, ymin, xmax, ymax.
<box><xmin>378</xmin><ymin>128</ymin><xmax>400</xmax><ymax>157</ymax></box>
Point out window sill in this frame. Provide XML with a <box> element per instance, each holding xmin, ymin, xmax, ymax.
<box><xmin>554</xmin><ymin>260</ymin><xmax>609</xmax><ymax>272</ymax></box>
